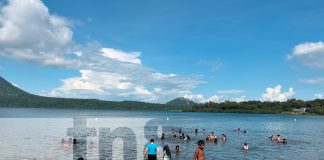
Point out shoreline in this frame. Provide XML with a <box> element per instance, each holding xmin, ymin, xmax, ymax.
<box><xmin>0</xmin><ymin>106</ymin><xmax>321</xmax><ymax>116</ymax></box>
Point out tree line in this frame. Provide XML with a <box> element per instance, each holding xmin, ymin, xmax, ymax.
<box><xmin>187</xmin><ymin>99</ymin><xmax>324</xmax><ymax>115</ymax></box>
<box><xmin>0</xmin><ymin>94</ymin><xmax>323</xmax><ymax>115</ymax></box>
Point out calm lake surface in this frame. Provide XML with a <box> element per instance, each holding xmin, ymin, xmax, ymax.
<box><xmin>0</xmin><ymin>108</ymin><xmax>324</xmax><ymax>160</ymax></box>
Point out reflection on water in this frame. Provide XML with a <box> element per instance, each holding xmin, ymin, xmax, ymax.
<box><xmin>0</xmin><ymin>108</ymin><xmax>324</xmax><ymax>160</ymax></box>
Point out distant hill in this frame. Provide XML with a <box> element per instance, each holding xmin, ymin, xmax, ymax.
<box><xmin>2</xmin><ymin>76</ymin><xmax>323</xmax><ymax>115</ymax></box>
<box><xmin>166</xmin><ymin>97</ymin><xmax>196</xmax><ymax>106</ymax></box>
<box><xmin>0</xmin><ymin>77</ymin><xmax>29</xmax><ymax>95</ymax></box>
<box><xmin>0</xmin><ymin>76</ymin><xmax>182</xmax><ymax>110</ymax></box>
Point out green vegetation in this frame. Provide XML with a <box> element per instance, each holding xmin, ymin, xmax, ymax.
<box><xmin>187</xmin><ymin>99</ymin><xmax>324</xmax><ymax>115</ymax></box>
<box><xmin>0</xmin><ymin>76</ymin><xmax>187</xmax><ymax>110</ymax></box>
<box><xmin>0</xmin><ymin>93</ymin><xmax>187</xmax><ymax>110</ymax></box>
<box><xmin>0</xmin><ymin>76</ymin><xmax>324</xmax><ymax>115</ymax></box>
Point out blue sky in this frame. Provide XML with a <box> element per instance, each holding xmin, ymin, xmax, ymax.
<box><xmin>0</xmin><ymin>0</ymin><xmax>323</xmax><ymax>103</ymax></box>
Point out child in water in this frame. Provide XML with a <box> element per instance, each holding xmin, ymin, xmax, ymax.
<box><xmin>175</xmin><ymin>145</ymin><xmax>181</xmax><ymax>152</ymax></box>
<box><xmin>243</xmin><ymin>143</ymin><xmax>249</xmax><ymax>150</ymax></box>
<box><xmin>281</xmin><ymin>138</ymin><xmax>287</xmax><ymax>144</ymax></box>
<box><xmin>162</xmin><ymin>145</ymin><xmax>171</xmax><ymax>160</ymax></box>
<box><xmin>193</xmin><ymin>140</ymin><xmax>205</xmax><ymax>160</ymax></box>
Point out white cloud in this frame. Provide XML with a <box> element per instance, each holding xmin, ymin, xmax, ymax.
<box><xmin>48</xmin><ymin>69</ymin><xmax>202</xmax><ymax>102</ymax></box>
<box><xmin>101</xmin><ymin>48</ymin><xmax>141</xmax><ymax>64</ymax></box>
<box><xmin>299</xmin><ymin>77</ymin><xmax>324</xmax><ymax>87</ymax></box>
<box><xmin>260</xmin><ymin>85</ymin><xmax>295</xmax><ymax>102</ymax></box>
<box><xmin>135</xmin><ymin>86</ymin><xmax>152</xmax><ymax>95</ymax></box>
<box><xmin>314</xmin><ymin>93</ymin><xmax>323</xmax><ymax>99</ymax></box>
<box><xmin>231</xmin><ymin>96</ymin><xmax>247</xmax><ymax>102</ymax></box>
<box><xmin>287</xmin><ymin>41</ymin><xmax>324</xmax><ymax>69</ymax></box>
<box><xmin>217</xmin><ymin>89</ymin><xmax>245</xmax><ymax>94</ymax></box>
<box><xmin>184</xmin><ymin>94</ymin><xmax>223</xmax><ymax>103</ymax></box>
<box><xmin>184</xmin><ymin>94</ymin><xmax>205</xmax><ymax>103</ymax></box>
<box><xmin>0</xmin><ymin>0</ymin><xmax>203</xmax><ymax>103</ymax></box>
<box><xmin>184</xmin><ymin>94</ymin><xmax>247</xmax><ymax>103</ymax></box>
<box><xmin>206</xmin><ymin>95</ymin><xmax>222</xmax><ymax>103</ymax></box>
<box><xmin>0</xmin><ymin>0</ymin><xmax>74</xmax><ymax>67</ymax></box>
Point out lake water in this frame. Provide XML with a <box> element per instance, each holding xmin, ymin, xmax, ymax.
<box><xmin>0</xmin><ymin>108</ymin><xmax>324</xmax><ymax>160</ymax></box>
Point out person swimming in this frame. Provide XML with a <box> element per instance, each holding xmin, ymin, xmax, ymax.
<box><xmin>243</xmin><ymin>143</ymin><xmax>249</xmax><ymax>150</ymax></box>
<box><xmin>276</xmin><ymin>134</ymin><xmax>281</xmax><ymax>142</ymax></box>
<box><xmin>185</xmin><ymin>135</ymin><xmax>191</xmax><ymax>141</ymax></box>
<box><xmin>73</xmin><ymin>139</ymin><xmax>78</xmax><ymax>144</ymax></box>
<box><xmin>209</xmin><ymin>132</ymin><xmax>216</xmax><ymax>141</ymax></box>
<box><xmin>281</xmin><ymin>138</ymin><xmax>287</xmax><ymax>144</ymax></box>
<box><xmin>182</xmin><ymin>133</ymin><xmax>185</xmax><ymax>139</ymax></box>
<box><xmin>161</xmin><ymin>133</ymin><xmax>165</xmax><ymax>140</ymax></box>
<box><xmin>269</xmin><ymin>135</ymin><xmax>275</xmax><ymax>140</ymax></box>
<box><xmin>221</xmin><ymin>134</ymin><xmax>226</xmax><ymax>141</ymax></box>
<box><xmin>175</xmin><ymin>145</ymin><xmax>181</xmax><ymax>152</ymax></box>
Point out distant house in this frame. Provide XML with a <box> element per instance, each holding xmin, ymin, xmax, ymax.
<box><xmin>292</xmin><ymin>108</ymin><xmax>307</xmax><ymax>113</ymax></box>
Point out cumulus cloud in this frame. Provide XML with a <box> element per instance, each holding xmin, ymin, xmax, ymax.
<box><xmin>184</xmin><ymin>94</ymin><xmax>223</xmax><ymax>103</ymax></box>
<box><xmin>299</xmin><ymin>77</ymin><xmax>324</xmax><ymax>87</ymax></box>
<box><xmin>101</xmin><ymin>48</ymin><xmax>141</xmax><ymax>64</ymax></box>
<box><xmin>217</xmin><ymin>89</ymin><xmax>245</xmax><ymax>94</ymax></box>
<box><xmin>206</xmin><ymin>95</ymin><xmax>223</xmax><ymax>103</ymax></box>
<box><xmin>260</xmin><ymin>85</ymin><xmax>295</xmax><ymax>102</ymax></box>
<box><xmin>231</xmin><ymin>96</ymin><xmax>247</xmax><ymax>102</ymax></box>
<box><xmin>314</xmin><ymin>93</ymin><xmax>323</xmax><ymax>99</ymax></box>
<box><xmin>46</xmin><ymin>69</ymin><xmax>201</xmax><ymax>102</ymax></box>
<box><xmin>0</xmin><ymin>0</ymin><xmax>74</xmax><ymax>67</ymax></box>
<box><xmin>0</xmin><ymin>0</ymin><xmax>203</xmax><ymax>103</ymax></box>
<box><xmin>287</xmin><ymin>41</ymin><xmax>324</xmax><ymax>69</ymax></box>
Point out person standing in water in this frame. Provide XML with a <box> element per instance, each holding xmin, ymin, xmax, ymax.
<box><xmin>144</xmin><ymin>139</ymin><xmax>159</xmax><ymax>160</ymax></box>
<box><xmin>193</xmin><ymin>140</ymin><xmax>205</xmax><ymax>160</ymax></box>
<box><xmin>162</xmin><ymin>145</ymin><xmax>171</xmax><ymax>160</ymax></box>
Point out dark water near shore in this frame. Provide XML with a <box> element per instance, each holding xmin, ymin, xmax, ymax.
<box><xmin>0</xmin><ymin>108</ymin><xmax>324</xmax><ymax>160</ymax></box>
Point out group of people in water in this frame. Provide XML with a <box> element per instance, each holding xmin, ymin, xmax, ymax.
<box><xmin>144</xmin><ymin>138</ymin><xmax>176</xmax><ymax>160</ymax></box>
<box><xmin>143</xmin><ymin>127</ymin><xmax>287</xmax><ymax>160</ymax></box>
<box><xmin>60</xmin><ymin>127</ymin><xmax>287</xmax><ymax>160</ymax></box>
<box><xmin>269</xmin><ymin>134</ymin><xmax>288</xmax><ymax>144</ymax></box>
<box><xmin>61</xmin><ymin>137</ymin><xmax>78</xmax><ymax>148</ymax></box>
<box><xmin>205</xmin><ymin>132</ymin><xmax>227</xmax><ymax>142</ymax></box>
<box><xmin>144</xmin><ymin>138</ymin><xmax>207</xmax><ymax>160</ymax></box>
